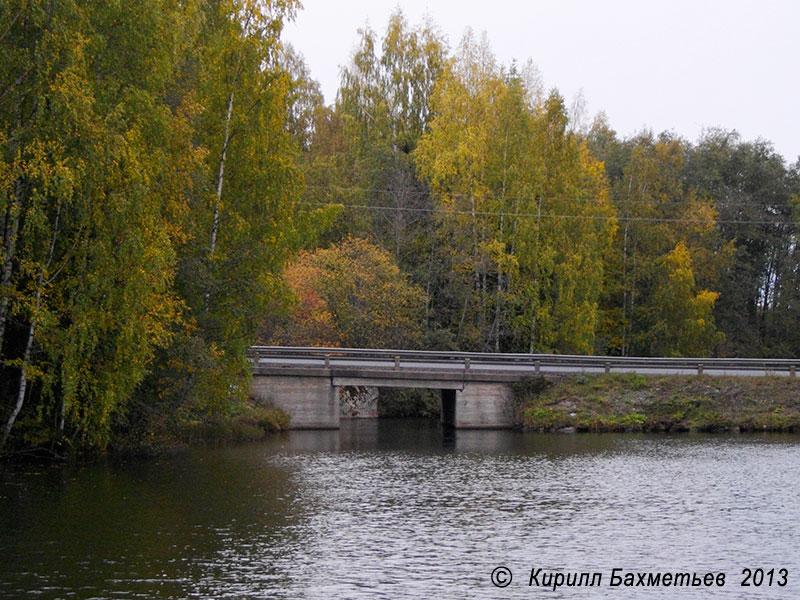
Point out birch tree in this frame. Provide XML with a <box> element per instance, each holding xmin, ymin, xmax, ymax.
<box><xmin>416</xmin><ymin>33</ymin><xmax>615</xmax><ymax>353</ymax></box>
<box><xmin>1</xmin><ymin>0</ymin><xmax>194</xmax><ymax>448</ymax></box>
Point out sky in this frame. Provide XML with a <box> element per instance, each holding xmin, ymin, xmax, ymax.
<box><xmin>283</xmin><ymin>0</ymin><xmax>799</xmax><ymax>165</ymax></box>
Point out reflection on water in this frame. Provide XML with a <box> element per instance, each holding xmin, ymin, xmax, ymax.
<box><xmin>1</xmin><ymin>419</ymin><xmax>799</xmax><ymax>599</ymax></box>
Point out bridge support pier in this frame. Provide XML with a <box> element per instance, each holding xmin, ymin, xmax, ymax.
<box><xmin>250</xmin><ymin>374</ymin><xmax>339</xmax><ymax>429</ymax></box>
<box><xmin>454</xmin><ymin>382</ymin><xmax>515</xmax><ymax>429</ymax></box>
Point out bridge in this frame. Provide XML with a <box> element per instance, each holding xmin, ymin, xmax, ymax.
<box><xmin>248</xmin><ymin>346</ymin><xmax>800</xmax><ymax>430</ymax></box>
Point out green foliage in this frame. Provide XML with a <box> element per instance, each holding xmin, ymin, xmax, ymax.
<box><xmin>0</xmin><ymin>0</ymin><xmax>313</xmax><ymax>452</ymax></box>
<box><xmin>648</xmin><ymin>396</ymin><xmax>729</xmax><ymax>431</ymax></box>
<box><xmin>177</xmin><ymin>401</ymin><xmax>290</xmax><ymax>442</ymax></box>
<box><xmin>415</xmin><ymin>34</ymin><xmax>615</xmax><ymax>353</ymax></box>
<box><xmin>608</xmin><ymin>373</ymin><xmax>649</xmax><ymax>390</ymax></box>
<box><xmin>1</xmin><ymin>0</ymin><xmax>194</xmax><ymax>449</ymax></box>
<box><xmin>377</xmin><ymin>388</ymin><xmax>439</xmax><ymax>418</ymax></box>
<box><xmin>306</xmin><ymin>11</ymin><xmax>446</xmax><ymax>257</ymax></box>
<box><xmin>588</xmin><ymin>130</ymin><xmax>731</xmax><ymax>357</ymax></box>
<box><xmin>646</xmin><ymin>242</ymin><xmax>723</xmax><ymax>356</ymax></box>
<box><xmin>685</xmin><ymin>130</ymin><xmax>800</xmax><ymax>357</ymax></box>
<box><xmin>129</xmin><ymin>0</ymin><xmax>321</xmax><ymax>438</ymax></box>
<box><xmin>523</xmin><ymin>407</ymin><xmax>566</xmax><ymax>429</ymax></box>
<box><xmin>619</xmin><ymin>413</ymin><xmax>647</xmax><ymax>427</ymax></box>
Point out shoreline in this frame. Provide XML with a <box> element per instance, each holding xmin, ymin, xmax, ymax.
<box><xmin>515</xmin><ymin>374</ymin><xmax>800</xmax><ymax>433</ymax></box>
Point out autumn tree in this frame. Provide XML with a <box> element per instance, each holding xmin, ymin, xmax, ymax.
<box><xmin>588</xmin><ymin>126</ymin><xmax>729</xmax><ymax>356</ymax></box>
<box><xmin>416</xmin><ymin>32</ymin><xmax>615</xmax><ymax>353</ymax></box>
<box><xmin>132</xmin><ymin>0</ymin><xmax>333</xmax><ymax>434</ymax></box>
<box><xmin>1</xmin><ymin>1</ymin><xmax>195</xmax><ymax>448</ymax></box>
<box><xmin>304</xmin><ymin>11</ymin><xmax>447</xmax><ymax>285</ymax></box>
<box><xmin>646</xmin><ymin>243</ymin><xmax>723</xmax><ymax>356</ymax></box>
<box><xmin>281</xmin><ymin>44</ymin><xmax>325</xmax><ymax>153</ymax></box>
<box><xmin>0</xmin><ymin>0</ymin><xmax>325</xmax><ymax>451</ymax></box>
<box><xmin>685</xmin><ymin>130</ymin><xmax>800</xmax><ymax>356</ymax></box>
<box><xmin>269</xmin><ymin>237</ymin><xmax>425</xmax><ymax>348</ymax></box>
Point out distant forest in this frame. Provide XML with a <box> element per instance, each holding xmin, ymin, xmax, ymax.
<box><xmin>2</xmin><ymin>2</ymin><xmax>798</xmax><ymax>451</ymax></box>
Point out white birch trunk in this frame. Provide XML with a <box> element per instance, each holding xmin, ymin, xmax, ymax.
<box><xmin>210</xmin><ymin>90</ymin><xmax>234</xmax><ymax>257</ymax></box>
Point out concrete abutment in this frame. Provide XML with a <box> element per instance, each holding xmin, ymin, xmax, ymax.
<box><xmin>250</xmin><ymin>374</ymin><xmax>340</xmax><ymax>429</ymax></box>
<box><xmin>455</xmin><ymin>382</ymin><xmax>514</xmax><ymax>428</ymax></box>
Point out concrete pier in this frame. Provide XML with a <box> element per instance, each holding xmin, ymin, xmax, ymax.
<box><xmin>455</xmin><ymin>382</ymin><xmax>514</xmax><ymax>428</ymax></box>
<box><xmin>250</xmin><ymin>372</ymin><xmax>339</xmax><ymax>429</ymax></box>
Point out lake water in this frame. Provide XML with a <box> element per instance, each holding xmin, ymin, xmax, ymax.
<box><xmin>1</xmin><ymin>419</ymin><xmax>798</xmax><ymax>599</ymax></box>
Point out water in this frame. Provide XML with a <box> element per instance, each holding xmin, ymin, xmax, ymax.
<box><xmin>1</xmin><ymin>420</ymin><xmax>799</xmax><ymax>599</ymax></box>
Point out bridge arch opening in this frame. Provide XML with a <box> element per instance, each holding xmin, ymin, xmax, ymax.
<box><xmin>339</xmin><ymin>385</ymin><xmax>455</xmax><ymax>425</ymax></box>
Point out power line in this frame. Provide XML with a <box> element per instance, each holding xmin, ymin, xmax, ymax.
<box><xmin>303</xmin><ymin>184</ymin><xmax>800</xmax><ymax>210</ymax></box>
<box><xmin>297</xmin><ymin>200</ymin><xmax>798</xmax><ymax>226</ymax></box>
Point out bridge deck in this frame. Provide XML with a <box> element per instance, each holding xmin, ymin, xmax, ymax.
<box><xmin>251</xmin><ymin>347</ymin><xmax>800</xmax><ymax>380</ymax></box>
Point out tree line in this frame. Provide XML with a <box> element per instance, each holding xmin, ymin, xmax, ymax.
<box><xmin>2</xmin><ymin>6</ymin><xmax>798</xmax><ymax>451</ymax></box>
<box><xmin>0</xmin><ymin>0</ymin><xmax>337</xmax><ymax>452</ymax></box>
<box><xmin>281</xmin><ymin>12</ymin><xmax>799</xmax><ymax>361</ymax></box>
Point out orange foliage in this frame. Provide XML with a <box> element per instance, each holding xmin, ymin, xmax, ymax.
<box><xmin>272</xmin><ymin>237</ymin><xmax>425</xmax><ymax>348</ymax></box>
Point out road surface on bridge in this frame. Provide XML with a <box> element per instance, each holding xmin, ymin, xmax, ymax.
<box><xmin>249</xmin><ymin>346</ymin><xmax>799</xmax><ymax>379</ymax></box>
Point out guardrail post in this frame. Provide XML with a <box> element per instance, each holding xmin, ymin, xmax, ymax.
<box><xmin>604</xmin><ymin>362</ymin><xmax>610</xmax><ymax>374</ymax></box>
<box><xmin>394</xmin><ymin>355</ymin><xmax>400</xmax><ymax>371</ymax></box>
<box><xmin>324</xmin><ymin>354</ymin><xmax>330</xmax><ymax>369</ymax></box>
<box><xmin>464</xmin><ymin>358</ymin><xmax>471</xmax><ymax>372</ymax></box>
<box><xmin>697</xmin><ymin>363</ymin><xmax>703</xmax><ymax>376</ymax></box>
<box><xmin>791</xmin><ymin>365</ymin><xmax>796</xmax><ymax>378</ymax></box>
<box><xmin>534</xmin><ymin>360</ymin><xmax>541</xmax><ymax>375</ymax></box>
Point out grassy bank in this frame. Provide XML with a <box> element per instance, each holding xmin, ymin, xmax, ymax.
<box><xmin>515</xmin><ymin>374</ymin><xmax>800</xmax><ymax>433</ymax></box>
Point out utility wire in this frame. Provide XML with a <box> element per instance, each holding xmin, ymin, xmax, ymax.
<box><xmin>304</xmin><ymin>184</ymin><xmax>800</xmax><ymax>210</ymax></box>
<box><xmin>297</xmin><ymin>200</ymin><xmax>798</xmax><ymax>226</ymax></box>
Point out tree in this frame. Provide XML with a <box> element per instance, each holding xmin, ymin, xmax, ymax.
<box><xmin>647</xmin><ymin>243</ymin><xmax>722</xmax><ymax>356</ymax></box>
<box><xmin>589</xmin><ymin>129</ymin><xmax>729</xmax><ymax>356</ymax></box>
<box><xmin>281</xmin><ymin>44</ymin><xmax>325</xmax><ymax>153</ymax></box>
<box><xmin>133</xmin><ymin>0</ymin><xmax>328</xmax><ymax>431</ymax></box>
<box><xmin>1</xmin><ymin>0</ymin><xmax>194</xmax><ymax>448</ymax></box>
<box><xmin>269</xmin><ymin>237</ymin><xmax>425</xmax><ymax>348</ymax></box>
<box><xmin>416</xmin><ymin>32</ymin><xmax>615</xmax><ymax>353</ymax></box>
<box><xmin>685</xmin><ymin>130</ymin><xmax>799</xmax><ymax>356</ymax></box>
<box><xmin>304</xmin><ymin>11</ymin><xmax>447</xmax><ymax>283</ymax></box>
<box><xmin>0</xmin><ymin>0</ymin><xmax>328</xmax><ymax>451</ymax></box>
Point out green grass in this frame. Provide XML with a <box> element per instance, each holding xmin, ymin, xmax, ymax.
<box><xmin>515</xmin><ymin>374</ymin><xmax>800</xmax><ymax>433</ymax></box>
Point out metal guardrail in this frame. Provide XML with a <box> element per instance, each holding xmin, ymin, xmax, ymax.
<box><xmin>248</xmin><ymin>346</ymin><xmax>800</xmax><ymax>377</ymax></box>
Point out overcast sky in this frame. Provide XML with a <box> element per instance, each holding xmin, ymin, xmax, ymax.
<box><xmin>283</xmin><ymin>0</ymin><xmax>799</xmax><ymax>165</ymax></box>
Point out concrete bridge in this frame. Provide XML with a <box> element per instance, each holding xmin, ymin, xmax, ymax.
<box><xmin>249</xmin><ymin>346</ymin><xmax>800</xmax><ymax>430</ymax></box>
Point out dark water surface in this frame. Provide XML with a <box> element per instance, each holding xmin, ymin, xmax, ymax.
<box><xmin>1</xmin><ymin>420</ymin><xmax>799</xmax><ymax>599</ymax></box>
